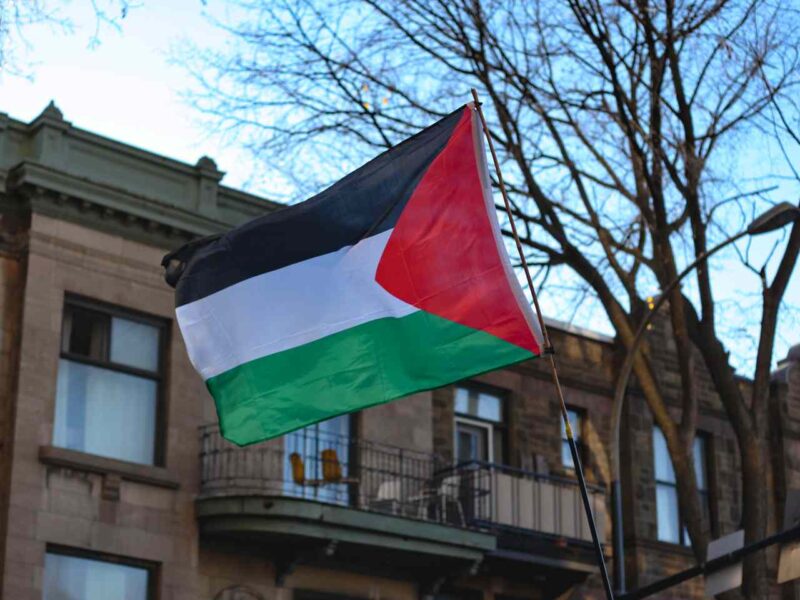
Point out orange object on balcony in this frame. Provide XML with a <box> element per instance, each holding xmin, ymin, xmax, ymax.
<box><xmin>290</xmin><ymin>452</ymin><xmax>306</xmax><ymax>485</ymax></box>
<box><xmin>321</xmin><ymin>449</ymin><xmax>343</xmax><ymax>482</ymax></box>
<box><xmin>321</xmin><ymin>449</ymin><xmax>359</xmax><ymax>485</ymax></box>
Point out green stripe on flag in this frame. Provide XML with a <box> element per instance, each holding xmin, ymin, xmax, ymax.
<box><xmin>207</xmin><ymin>310</ymin><xmax>533</xmax><ymax>445</ymax></box>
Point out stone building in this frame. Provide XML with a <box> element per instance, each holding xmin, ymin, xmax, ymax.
<box><xmin>0</xmin><ymin>102</ymin><xmax>797</xmax><ymax>600</ymax></box>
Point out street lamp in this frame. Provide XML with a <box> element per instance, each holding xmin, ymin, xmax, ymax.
<box><xmin>610</xmin><ymin>201</ymin><xmax>800</xmax><ymax>593</ymax></box>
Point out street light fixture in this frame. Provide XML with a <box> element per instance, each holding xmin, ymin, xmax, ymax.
<box><xmin>610</xmin><ymin>201</ymin><xmax>800</xmax><ymax>593</ymax></box>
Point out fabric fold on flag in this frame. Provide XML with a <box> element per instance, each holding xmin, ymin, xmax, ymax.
<box><xmin>164</xmin><ymin>104</ymin><xmax>544</xmax><ymax>446</ymax></box>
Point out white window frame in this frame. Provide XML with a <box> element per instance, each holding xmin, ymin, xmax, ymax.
<box><xmin>454</xmin><ymin>415</ymin><xmax>495</xmax><ymax>464</ymax></box>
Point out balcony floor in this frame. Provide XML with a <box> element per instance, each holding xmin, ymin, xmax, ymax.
<box><xmin>198</xmin><ymin>494</ymin><xmax>497</xmax><ymax>585</ymax></box>
<box><xmin>198</xmin><ymin>494</ymin><xmax>495</xmax><ymax>559</ymax></box>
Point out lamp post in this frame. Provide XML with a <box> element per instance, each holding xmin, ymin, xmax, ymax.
<box><xmin>610</xmin><ymin>202</ymin><xmax>800</xmax><ymax>593</ymax></box>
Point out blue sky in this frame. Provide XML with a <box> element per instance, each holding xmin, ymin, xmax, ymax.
<box><xmin>1</xmin><ymin>1</ymin><xmax>797</xmax><ymax>371</ymax></box>
<box><xmin>0</xmin><ymin>1</ymin><xmax>259</xmax><ymax>190</ymax></box>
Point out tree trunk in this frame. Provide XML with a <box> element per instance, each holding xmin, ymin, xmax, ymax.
<box><xmin>741</xmin><ymin>434</ymin><xmax>769</xmax><ymax>599</ymax></box>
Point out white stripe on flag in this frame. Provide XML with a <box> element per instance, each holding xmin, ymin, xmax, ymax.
<box><xmin>176</xmin><ymin>229</ymin><xmax>417</xmax><ymax>380</ymax></box>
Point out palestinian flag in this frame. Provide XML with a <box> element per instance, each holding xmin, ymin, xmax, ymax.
<box><xmin>164</xmin><ymin>105</ymin><xmax>544</xmax><ymax>446</ymax></box>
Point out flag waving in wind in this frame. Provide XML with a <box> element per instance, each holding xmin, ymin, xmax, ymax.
<box><xmin>164</xmin><ymin>105</ymin><xmax>544</xmax><ymax>446</ymax></box>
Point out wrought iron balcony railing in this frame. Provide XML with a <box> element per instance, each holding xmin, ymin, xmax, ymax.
<box><xmin>199</xmin><ymin>425</ymin><xmax>606</xmax><ymax>543</ymax></box>
<box><xmin>200</xmin><ymin>424</ymin><xmax>441</xmax><ymax>517</ymax></box>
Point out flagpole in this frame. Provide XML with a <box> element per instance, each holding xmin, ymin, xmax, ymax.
<box><xmin>470</xmin><ymin>88</ymin><xmax>615</xmax><ymax>600</ymax></box>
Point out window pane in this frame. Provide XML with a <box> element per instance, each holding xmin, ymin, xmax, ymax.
<box><xmin>64</xmin><ymin>307</ymin><xmax>109</xmax><ymax>360</ymax></box>
<box><xmin>44</xmin><ymin>552</ymin><xmax>149</xmax><ymax>600</ymax></box>
<box><xmin>284</xmin><ymin>415</ymin><xmax>350</xmax><ymax>505</ymax></box>
<box><xmin>562</xmin><ymin>440</ymin><xmax>574</xmax><ymax>469</ymax></box>
<box><xmin>477</xmin><ymin>393</ymin><xmax>501</xmax><ymax>422</ymax></box>
<box><xmin>316</xmin><ymin>413</ymin><xmax>350</xmax><ymax>439</ymax></box>
<box><xmin>54</xmin><ymin>359</ymin><xmax>157</xmax><ymax>465</ymax></box>
<box><xmin>455</xmin><ymin>422</ymin><xmax>489</xmax><ymax>462</ymax></box>
<box><xmin>455</xmin><ymin>387</ymin><xmax>469</xmax><ymax>415</ymax></box>
<box><xmin>493</xmin><ymin>429</ymin><xmax>505</xmax><ymax>465</ymax></box>
<box><xmin>656</xmin><ymin>484</ymin><xmax>680</xmax><ymax>543</ymax></box>
<box><xmin>111</xmin><ymin>317</ymin><xmax>160</xmax><ymax>372</ymax></box>
<box><xmin>562</xmin><ymin>409</ymin><xmax>581</xmax><ymax>441</ymax></box>
<box><xmin>653</xmin><ymin>428</ymin><xmax>675</xmax><ymax>483</ymax></box>
<box><xmin>455</xmin><ymin>387</ymin><xmax>502</xmax><ymax>423</ymax></box>
<box><xmin>700</xmin><ymin>490</ymin><xmax>710</xmax><ymax>523</ymax></box>
<box><xmin>457</xmin><ymin>430</ymin><xmax>477</xmax><ymax>463</ymax></box>
<box><xmin>693</xmin><ymin>436</ymin><xmax>707</xmax><ymax>491</ymax></box>
<box><xmin>561</xmin><ymin>409</ymin><xmax>581</xmax><ymax>468</ymax></box>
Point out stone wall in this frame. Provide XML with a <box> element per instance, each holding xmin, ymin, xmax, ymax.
<box><xmin>0</xmin><ymin>213</ymin><xmax>207</xmax><ymax>599</ymax></box>
<box><xmin>0</xmin><ymin>206</ymin><xmax>28</xmax><ymax>595</ymax></box>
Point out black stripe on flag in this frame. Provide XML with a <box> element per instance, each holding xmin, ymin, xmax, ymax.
<box><xmin>167</xmin><ymin>107</ymin><xmax>466</xmax><ymax>307</ymax></box>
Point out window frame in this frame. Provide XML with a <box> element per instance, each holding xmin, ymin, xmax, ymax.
<box><xmin>454</xmin><ymin>415</ymin><xmax>495</xmax><ymax>463</ymax></box>
<box><xmin>560</xmin><ymin>406</ymin><xmax>585</xmax><ymax>471</ymax></box>
<box><xmin>453</xmin><ymin>383</ymin><xmax>508</xmax><ymax>465</ymax></box>
<box><xmin>58</xmin><ymin>294</ymin><xmax>169</xmax><ymax>467</ymax></box>
<box><xmin>652</xmin><ymin>427</ymin><xmax>713</xmax><ymax>546</ymax></box>
<box><xmin>45</xmin><ymin>544</ymin><xmax>158</xmax><ymax>600</ymax></box>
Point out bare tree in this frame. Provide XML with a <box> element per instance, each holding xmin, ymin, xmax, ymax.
<box><xmin>184</xmin><ymin>1</ymin><xmax>800</xmax><ymax>596</ymax></box>
<box><xmin>0</xmin><ymin>0</ymin><xmax>134</xmax><ymax>75</ymax></box>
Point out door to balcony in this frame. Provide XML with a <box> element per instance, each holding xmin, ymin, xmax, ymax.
<box><xmin>455</xmin><ymin>418</ymin><xmax>492</xmax><ymax>463</ymax></box>
<box><xmin>283</xmin><ymin>415</ymin><xmax>351</xmax><ymax>506</ymax></box>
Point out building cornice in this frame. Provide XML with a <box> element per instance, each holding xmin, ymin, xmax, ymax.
<box><xmin>5</xmin><ymin>163</ymin><xmax>222</xmax><ymax>249</ymax></box>
<box><xmin>0</xmin><ymin>102</ymin><xmax>281</xmax><ymax>250</ymax></box>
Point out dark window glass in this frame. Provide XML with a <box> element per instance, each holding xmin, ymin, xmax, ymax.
<box><xmin>54</xmin><ymin>299</ymin><xmax>165</xmax><ymax>465</ymax></box>
<box><xmin>63</xmin><ymin>306</ymin><xmax>109</xmax><ymax>359</ymax></box>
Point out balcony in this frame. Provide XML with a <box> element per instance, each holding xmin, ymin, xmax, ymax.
<box><xmin>196</xmin><ymin>424</ymin><xmax>605</xmax><ymax>589</ymax></box>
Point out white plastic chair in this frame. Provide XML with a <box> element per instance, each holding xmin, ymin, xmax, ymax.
<box><xmin>374</xmin><ymin>479</ymin><xmax>403</xmax><ymax>515</ymax></box>
<box><xmin>438</xmin><ymin>474</ymin><xmax>465</xmax><ymax>525</ymax></box>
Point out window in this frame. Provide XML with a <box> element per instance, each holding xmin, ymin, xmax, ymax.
<box><xmin>44</xmin><ymin>549</ymin><xmax>153</xmax><ymax>600</ymax></box>
<box><xmin>561</xmin><ymin>408</ymin><xmax>583</xmax><ymax>469</ymax></box>
<box><xmin>54</xmin><ymin>298</ymin><xmax>166</xmax><ymax>465</ymax></box>
<box><xmin>653</xmin><ymin>427</ymin><xmax>710</xmax><ymax>545</ymax></box>
<box><xmin>454</xmin><ymin>385</ymin><xmax>505</xmax><ymax>464</ymax></box>
<box><xmin>284</xmin><ymin>414</ymin><xmax>352</xmax><ymax>506</ymax></box>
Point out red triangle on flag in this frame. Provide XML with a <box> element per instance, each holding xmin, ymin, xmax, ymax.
<box><xmin>376</xmin><ymin>107</ymin><xmax>541</xmax><ymax>356</ymax></box>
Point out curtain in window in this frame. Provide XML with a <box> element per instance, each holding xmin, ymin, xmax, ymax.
<box><xmin>54</xmin><ymin>360</ymin><xmax>157</xmax><ymax>465</ymax></box>
<box><xmin>44</xmin><ymin>552</ymin><xmax>148</xmax><ymax>600</ymax></box>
